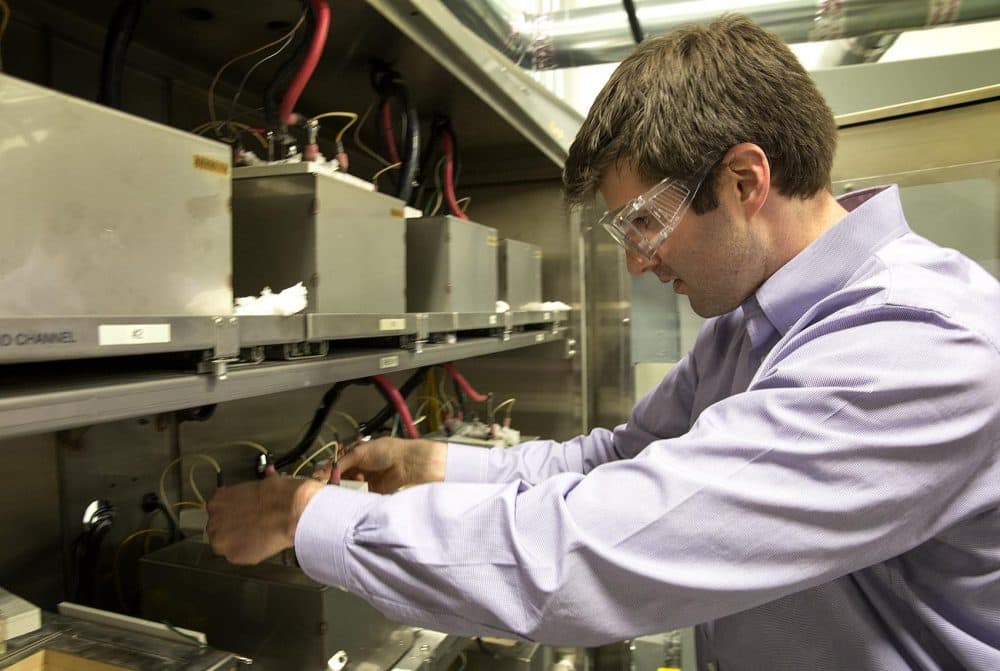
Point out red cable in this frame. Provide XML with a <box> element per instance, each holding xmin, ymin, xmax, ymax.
<box><xmin>380</xmin><ymin>100</ymin><xmax>401</xmax><ymax>165</ymax></box>
<box><xmin>441</xmin><ymin>130</ymin><xmax>469</xmax><ymax>220</ymax></box>
<box><xmin>441</xmin><ymin>363</ymin><xmax>488</xmax><ymax>402</ymax></box>
<box><xmin>278</xmin><ymin>0</ymin><xmax>330</xmax><ymax>125</ymax></box>
<box><xmin>372</xmin><ymin>374</ymin><xmax>419</xmax><ymax>439</ymax></box>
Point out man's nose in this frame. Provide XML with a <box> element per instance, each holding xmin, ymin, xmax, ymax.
<box><xmin>626</xmin><ymin>251</ymin><xmax>657</xmax><ymax>276</ymax></box>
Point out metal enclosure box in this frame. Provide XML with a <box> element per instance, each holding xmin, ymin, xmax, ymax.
<box><xmin>0</xmin><ymin>73</ymin><xmax>233</xmax><ymax>317</ymax></box>
<box><xmin>233</xmin><ymin>165</ymin><xmax>406</xmax><ymax>314</ymax></box>
<box><xmin>499</xmin><ymin>239</ymin><xmax>543</xmax><ymax>309</ymax></box>
<box><xmin>140</xmin><ymin>539</ymin><xmax>404</xmax><ymax>671</ymax></box>
<box><xmin>406</xmin><ymin>216</ymin><xmax>498</xmax><ymax>312</ymax></box>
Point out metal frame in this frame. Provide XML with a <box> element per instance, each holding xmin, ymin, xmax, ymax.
<box><xmin>0</xmin><ymin>328</ymin><xmax>567</xmax><ymax>440</ymax></box>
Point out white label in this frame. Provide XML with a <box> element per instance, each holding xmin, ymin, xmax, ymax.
<box><xmin>379</xmin><ymin>355</ymin><xmax>399</xmax><ymax>369</ymax></box>
<box><xmin>489</xmin><ymin>315</ymin><xmax>498</xmax><ymax>325</ymax></box>
<box><xmin>379</xmin><ymin>318</ymin><xmax>406</xmax><ymax>331</ymax></box>
<box><xmin>543</xmin><ymin>312</ymin><xmax>551</xmax><ymax>320</ymax></box>
<box><xmin>98</xmin><ymin>324</ymin><xmax>171</xmax><ymax>346</ymax></box>
<box><xmin>535</xmin><ymin>333</ymin><xmax>545</xmax><ymax>342</ymax></box>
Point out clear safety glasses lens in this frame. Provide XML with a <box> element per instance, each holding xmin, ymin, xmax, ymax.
<box><xmin>600</xmin><ymin>175</ymin><xmax>704</xmax><ymax>260</ymax></box>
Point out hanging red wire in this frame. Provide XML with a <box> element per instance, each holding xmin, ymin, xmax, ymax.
<box><xmin>441</xmin><ymin>129</ymin><xmax>468</xmax><ymax>220</ymax></box>
<box><xmin>278</xmin><ymin>0</ymin><xmax>330</xmax><ymax>125</ymax></box>
<box><xmin>380</xmin><ymin>100</ymin><xmax>402</xmax><ymax>164</ymax></box>
<box><xmin>441</xmin><ymin>363</ymin><xmax>488</xmax><ymax>402</ymax></box>
<box><xmin>371</xmin><ymin>375</ymin><xmax>419</xmax><ymax>439</ymax></box>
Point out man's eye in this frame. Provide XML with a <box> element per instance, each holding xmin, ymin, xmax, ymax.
<box><xmin>632</xmin><ymin>216</ymin><xmax>656</xmax><ymax>232</ymax></box>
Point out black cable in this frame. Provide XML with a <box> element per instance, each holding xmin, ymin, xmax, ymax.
<box><xmin>414</xmin><ymin>115</ymin><xmax>464</xmax><ymax>214</ymax></box>
<box><xmin>156</xmin><ymin>502</ymin><xmax>181</xmax><ymax>542</ymax></box>
<box><xmin>475</xmin><ymin>637</ymin><xmax>501</xmax><ymax>659</ymax></box>
<box><xmin>274</xmin><ymin>379</ymin><xmax>356</xmax><ymax>470</ymax></box>
<box><xmin>451</xmin><ymin>376</ymin><xmax>467</xmax><ymax>417</ymax></box>
<box><xmin>97</xmin><ymin>0</ymin><xmax>150</xmax><ymax>108</ymax></box>
<box><xmin>372</xmin><ymin>65</ymin><xmax>420</xmax><ymax>204</ymax></box>
<box><xmin>357</xmin><ymin>367</ymin><xmax>429</xmax><ymax>435</ymax></box>
<box><xmin>74</xmin><ymin>500</ymin><xmax>116</xmax><ymax>605</ymax></box>
<box><xmin>412</xmin><ymin>116</ymin><xmax>444</xmax><ymax>212</ymax></box>
<box><xmin>622</xmin><ymin>0</ymin><xmax>644</xmax><ymax>44</ymax></box>
<box><xmin>176</xmin><ymin>404</ymin><xmax>217</xmax><ymax>423</ymax></box>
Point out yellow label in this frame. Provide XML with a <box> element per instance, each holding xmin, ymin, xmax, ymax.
<box><xmin>193</xmin><ymin>154</ymin><xmax>230</xmax><ymax>176</ymax></box>
<box><xmin>390</xmin><ymin>207</ymin><xmax>405</xmax><ymax>219</ymax></box>
<box><xmin>533</xmin><ymin>250</ymin><xmax>543</xmax><ymax>258</ymax></box>
<box><xmin>486</xmin><ymin>236</ymin><xmax>498</xmax><ymax>247</ymax></box>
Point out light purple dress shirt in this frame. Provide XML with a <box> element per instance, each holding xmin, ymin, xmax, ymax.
<box><xmin>296</xmin><ymin>185</ymin><xmax>1000</xmax><ymax>670</ymax></box>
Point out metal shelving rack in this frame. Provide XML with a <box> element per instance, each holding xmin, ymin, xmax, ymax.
<box><xmin>0</xmin><ymin>310</ymin><xmax>568</xmax><ymax>440</ymax></box>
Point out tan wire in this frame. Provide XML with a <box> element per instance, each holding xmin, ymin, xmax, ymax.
<box><xmin>372</xmin><ymin>161</ymin><xmax>402</xmax><ymax>186</ymax></box>
<box><xmin>291</xmin><ymin>440</ymin><xmax>340</xmax><ymax>477</ymax></box>
<box><xmin>207</xmin><ymin>10</ymin><xmax>306</xmax><ymax>126</ymax></box>
<box><xmin>309</xmin><ymin>111</ymin><xmax>360</xmax><ymax>143</ymax></box>
<box><xmin>354</xmin><ymin>101</ymin><xmax>390</xmax><ymax>166</ymax></box>
<box><xmin>0</xmin><ymin>0</ymin><xmax>10</xmax><ymax>45</ymax></box>
<box><xmin>115</xmin><ymin>529</ymin><xmax>169</xmax><ymax>611</ymax></box>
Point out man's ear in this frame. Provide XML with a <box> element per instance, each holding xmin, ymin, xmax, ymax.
<box><xmin>721</xmin><ymin>143</ymin><xmax>770</xmax><ymax>219</ymax></box>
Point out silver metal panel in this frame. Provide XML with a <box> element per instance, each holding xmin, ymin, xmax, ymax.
<box><xmin>0</xmin><ymin>316</ymin><xmax>221</xmax><ymax>363</ymax></box>
<box><xmin>0</xmin><ymin>613</ymin><xmax>238</xmax><ymax>670</ymax></box>
<box><xmin>307</xmin><ymin>314</ymin><xmax>416</xmax><ymax>341</ymax></box>
<box><xmin>814</xmin><ymin>49</ymin><xmax>1000</xmax><ymax>118</ymax></box>
<box><xmin>406</xmin><ymin>216</ymin><xmax>499</xmax><ymax>313</ymax></box>
<box><xmin>0</xmin><ymin>73</ymin><xmax>232</xmax><ymax>317</ymax></box>
<box><xmin>499</xmin><ymin>239</ymin><xmax>543</xmax><ymax>309</ymax></box>
<box><xmin>232</xmin><ymin>170</ymin><xmax>407</xmax><ymax>314</ymax></box>
<box><xmin>0</xmin><ymin>331</ymin><xmax>565</xmax><ymax>440</ymax></box>
<box><xmin>140</xmin><ymin>539</ymin><xmax>407</xmax><ymax>671</ymax></box>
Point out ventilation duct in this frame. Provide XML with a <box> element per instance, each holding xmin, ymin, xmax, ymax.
<box><xmin>441</xmin><ymin>0</ymin><xmax>1000</xmax><ymax>69</ymax></box>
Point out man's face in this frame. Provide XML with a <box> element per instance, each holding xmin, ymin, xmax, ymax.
<box><xmin>598</xmin><ymin>163</ymin><xmax>769</xmax><ymax>318</ymax></box>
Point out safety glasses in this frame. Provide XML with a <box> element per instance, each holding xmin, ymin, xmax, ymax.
<box><xmin>599</xmin><ymin>171</ymin><xmax>708</xmax><ymax>261</ymax></box>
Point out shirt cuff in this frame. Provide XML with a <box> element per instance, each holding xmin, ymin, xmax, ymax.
<box><xmin>444</xmin><ymin>443</ymin><xmax>491</xmax><ymax>482</ymax></box>
<box><xmin>294</xmin><ymin>485</ymin><xmax>376</xmax><ymax>590</ymax></box>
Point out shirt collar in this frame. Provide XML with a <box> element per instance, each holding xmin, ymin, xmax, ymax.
<box><xmin>742</xmin><ymin>185</ymin><xmax>910</xmax><ymax>349</ymax></box>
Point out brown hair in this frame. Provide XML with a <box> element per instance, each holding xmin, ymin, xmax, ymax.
<box><xmin>563</xmin><ymin>14</ymin><xmax>837</xmax><ymax>213</ymax></box>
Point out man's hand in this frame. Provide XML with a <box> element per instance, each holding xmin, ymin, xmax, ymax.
<box><xmin>335</xmin><ymin>437</ymin><xmax>448</xmax><ymax>494</ymax></box>
<box><xmin>206</xmin><ymin>467</ymin><xmax>324</xmax><ymax>565</ymax></box>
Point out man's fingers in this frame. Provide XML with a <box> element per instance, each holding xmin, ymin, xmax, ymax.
<box><xmin>337</xmin><ymin>443</ymin><xmax>368</xmax><ymax>472</ymax></box>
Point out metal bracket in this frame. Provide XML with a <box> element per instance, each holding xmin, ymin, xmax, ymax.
<box><xmin>411</xmin><ymin>313</ymin><xmax>430</xmax><ymax>354</ymax></box>
<box><xmin>198</xmin><ymin>317</ymin><xmax>240</xmax><ymax>379</ymax></box>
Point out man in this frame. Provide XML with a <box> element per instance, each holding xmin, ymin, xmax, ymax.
<box><xmin>207</xmin><ymin>15</ymin><xmax>1000</xmax><ymax>669</ymax></box>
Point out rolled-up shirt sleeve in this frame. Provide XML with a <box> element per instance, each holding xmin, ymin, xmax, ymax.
<box><xmin>445</xmin><ymin>351</ymin><xmax>700</xmax><ymax>485</ymax></box>
<box><xmin>295</xmin><ymin>308</ymin><xmax>999</xmax><ymax>645</ymax></box>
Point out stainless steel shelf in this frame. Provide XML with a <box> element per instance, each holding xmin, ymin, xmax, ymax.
<box><xmin>508</xmin><ymin>310</ymin><xmax>567</xmax><ymax>327</ymax></box>
<box><xmin>0</xmin><ymin>316</ymin><xmax>226</xmax><ymax>364</ymax></box>
<box><xmin>0</xmin><ymin>311</ymin><xmax>568</xmax><ymax>365</ymax></box>
<box><xmin>0</xmin><ymin>329</ymin><xmax>566</xmax><ymax>440</ymax></box>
